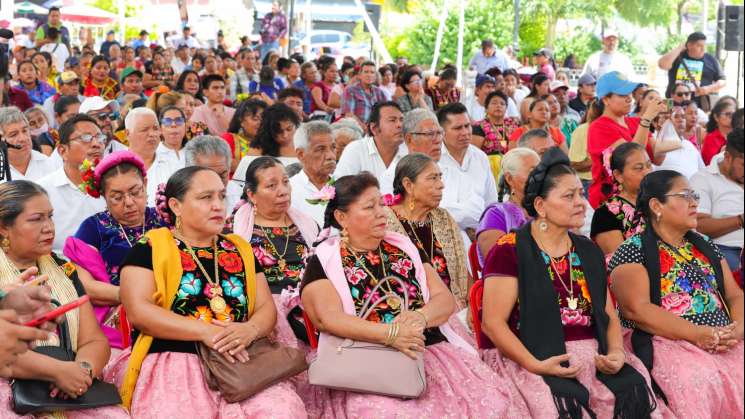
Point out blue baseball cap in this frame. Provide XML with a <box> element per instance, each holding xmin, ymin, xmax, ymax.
<box><xmin>596</xmin><ymin>71</ymin><xmax>641</xmax><ymax>98</ymax></box>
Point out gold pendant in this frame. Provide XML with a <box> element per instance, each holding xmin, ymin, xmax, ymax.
<box><xmin>567</xmin><ymin>297</ymin><xmax>578</xmax><ymax>310</ymax></box>
<box><xmin>278</xmin><ymin>258</ymin><xmax>287</xmax><ymax>271</ymax></box>
<box><xmin>210</xmin><ymin>295</ymin><xmax>227</xmax><ymax>314</ymax></box>
<box><xmin>387</xmin><ymin>293</ymin><xmax>401</xmax><ymax>310</ymax></box>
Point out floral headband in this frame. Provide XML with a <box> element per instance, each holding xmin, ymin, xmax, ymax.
<box><xmin>79</xmin><ymin>151</ymin><xmax>147</xmax><ymax>198</ymax></box>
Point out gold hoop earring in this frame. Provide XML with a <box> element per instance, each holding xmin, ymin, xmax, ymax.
<box><xmin>0</xmin><ymin>237</ymin><xmax>9</xmax><ymax>251</ymax></box>
<box><xmin>175</xmin><ymin>216</ymin><xmax>183</xmax><ymax>231</ymax></box>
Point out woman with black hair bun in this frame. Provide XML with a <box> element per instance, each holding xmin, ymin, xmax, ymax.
<box><xmin>481</xmin><ymin>147</ymin><xmax>662</xmax><ymax>418</ymax></box>
<box><xmin>609</xmin><ymin>170</ymin><xmax>744</xmax><ymax>418</ymax></box>
<box><xmin>591</xmin><ymin>142</ymin><xmax>653</xmax><ymax>256</ymax></box>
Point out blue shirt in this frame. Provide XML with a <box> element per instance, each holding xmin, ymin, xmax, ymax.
<box><xmin>293</xmin><ymin>80</ymin><xmax>314</xmax><ymax>114</ymax></box>
<box><xmin>469</xmin><ymin>50</ymin><xmax>509</xmax><ymax>75</ymax></box>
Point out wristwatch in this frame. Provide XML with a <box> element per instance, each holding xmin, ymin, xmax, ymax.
<box><xmin>79</xmin><ymin>361</ymin><xmax>93</xmax><ymax>378</ymax></box>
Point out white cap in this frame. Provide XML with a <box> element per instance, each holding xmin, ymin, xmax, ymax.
<box><xmin>79</xmin><ymin>96</ymin><xmax>120</xmax><ymax>114</ymax></box>
<box><xmin>604</xmin><ymin>28</ymin><xmax>619</xmax><ymax>39</ymax></box>
<box><xmin>550</xmin><ymin>80</ymin><xmax>569</xmax><ymax>92</ymax></box>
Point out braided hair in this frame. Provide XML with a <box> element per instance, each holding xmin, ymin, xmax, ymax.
<box><xmin>522</xmin><ymin>147</ymin><xmax>577</xmax><ymax>217</ymax></box>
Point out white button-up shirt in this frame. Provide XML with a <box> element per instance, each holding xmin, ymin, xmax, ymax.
<box><xmin>290</xmin><ymin>170</ymin><xmax>328</xmax><ymax>228</ymax></box>
<box><xmin>38</xmin><ymin>167</ymin><xmax>106</xmax><ymax>254</ymax></box>
<box><xmin>145</xmin><ymin>153</ymin><xmax>182</xmax><ymax>207</ymax></box>
<box><xmin>156</xmin><ymin>142</ymin><xmax>187</xmax><ymax>168</ymax></box>
<box><xmin>6</xmin><ymin>151</ymin><xmax>58</xmax><ymax>183</ymax></box>
<box><xmin>439</xmin><ymin>144</ymin><xmax>499</xmax><ymax>232</ymax></box>
<box><xmin>334</xmin><ymin>136</ymin><xmax>408</xmax><ymax>195</ymax></box>
<box><xmin>690</xmin><ymin>154</ymin><xmax>744</xmax><ymax>248</ymax></box>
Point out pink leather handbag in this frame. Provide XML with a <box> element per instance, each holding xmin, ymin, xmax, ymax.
<box><xmin>308</xmin><ymin>276</ymin><xmax>427</xmax><ymax>398</ymax></box>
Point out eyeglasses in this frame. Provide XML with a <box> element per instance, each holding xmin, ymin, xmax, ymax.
<box><xmin>107</xmin><ymin>186</ymin><xmax>145</xmax><ymax>205</ymax></box>
<box><xmin>411</xmin><ymin>130</ymin><xmax>444</xmax><ymax>140</ymax></box>
<box><xmin>90</xmin><ymin>111</ymin><xmax>119</xmax><ymax>121</ymax></box>
<box><xmin>69</xmin><ymin>133</ymin><xmax>107</xmax><ymax>144</ymax></box>
<box><xmin>674</xmin><ymin>92</ymin><xmax>692</xmax><ymax>97</ymax></box>
<box><xmin>161</xmin><ymin>116</ymin><xmax>185</xmax><ymax>127</ymax></box>
<box><xmin>665</xmin><ymin>190</ymin><xmax>700</xmax><ymax>203</ymax></box>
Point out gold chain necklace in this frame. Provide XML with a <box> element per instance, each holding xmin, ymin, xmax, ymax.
<box><xmin>257</xmin><ymin>215</ymin><xmax>291</xmax><ymax>271</ymax></box>
<box><xmin>536</xmin><ymin>235</ymin><xmax>578</xmax><ymax>310</ymax></box>
<box><xmin>404</xmin><ymin>217</ymin><xmax>434</xmax><ymax>262</ymax></box>
<box><xmin>345</xmin><ymin>244</ymin><xmax>401</xmax><ymax>310</ymax></box>
<box><xmin>175</xmin><ymin>234</ymin><xmax>227</xmax><ymax>315</ymax></box>
<box><xmin>118</xmin><ymin>220</ymin><xmax>146</xmax><ymax>248</ymax></box>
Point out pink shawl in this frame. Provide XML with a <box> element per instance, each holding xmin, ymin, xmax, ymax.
<box><xmin>232</xmin><ymin>202</ymin><xmax>320</xmax><ymax>247</ymax></box>
<box><xmin>314</xmin><ymin>232</ymin><xmax>476</xmax><ymax>354</ymax></box>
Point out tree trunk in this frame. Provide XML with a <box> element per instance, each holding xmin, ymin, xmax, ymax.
<box><xmin>545</xmin><ymin>13</ymin><xmax>558</xmax><ymax>48</ymax></box>
<box><xmin>676</xmin><ymin>0</ymin><xmax>686</xmax><ymax>35</ymax></box>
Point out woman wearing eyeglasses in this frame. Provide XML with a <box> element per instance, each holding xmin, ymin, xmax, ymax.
<box><xmin>471</xmin><ymin>91</ymin><xmax>520</xmax><ymax>182</ymax></box>
<box><xmin>396</xmin><ymin>69</ymin><xmax>433</xmax><ymax>114</ymax></box>
<box><xmin>702</xmin><ymin>99</ymin><xmax>735</xmax><ymax>165</ymax></box>
<box><xmin>64</xmin><ymin>151</ymin><xmax>165</xmax><ymax>352</ymax></box>
<box><xmin>157</xmin><ymin>106</ymin><xmax>188</xmax><ymax>167</ymax></box>
<box><xmin>609</xmin><ymin>170</ymin><xmax>744</xmax><ymax>418</ymax></box>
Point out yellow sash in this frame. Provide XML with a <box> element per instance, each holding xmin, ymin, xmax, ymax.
<box><xmin>119</xmin><ymin>227</ymin><xmax>256</xmax><ymax>409</ymax></box>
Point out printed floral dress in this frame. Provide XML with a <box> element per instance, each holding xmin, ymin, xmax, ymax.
<box><xmin>482</xmin><ymin>232</ymin><xmax>596</xmax><ymax>341</ymax></box>
<box><xmin>395</xmin><ymin>214</ymin><xmax>450</xmax><ymax>289</ymax></box>
<box><xmin>302</xmin><ymin>240</ymin><xmax>447</xmax><ymax>345</ymax></box>
<box><xmin>591</xmin><ymin>195</ymin><xmax>645</xmax><ymax>242</ymax></box>
<box><xmin>250</xmin><ymin>224</ymin><xmax>308</xmax><ymax>294</ymax></box>
<box><xmin>609</xmin><ymin>233</ymin><xmax>730</xmax><ymax>327</ymax></box>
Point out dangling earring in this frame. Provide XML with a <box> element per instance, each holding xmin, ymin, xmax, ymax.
<box><xmin>340</xmin><ymin>227</ymin><xmax>349</xmax><ymax>245</ymax></box>
<box><xmin>0</xmin><ymin>237</ymin><xmax>9</xmax><ymax>252</ymax></box>
<box><xmin>656</xmin><ymin>213</ymin><xmax>661</xmax><ymax>223</ymax></box>
<box><xmin>618</xmin><ymin>183</ymin><xmax>624</xmax><ymax>192</ymax></box>
<box><xmin>175</xmin><ymin>216</ymin><xmax>183</xmax><ymax>231</ymax></box>
<box><xmin>538</xmin><ymin>219</ymin><xmax>548</xmax><ymax>232</ymax></box>
<box><xmin>408</xmin><ymin>198</ymin><xmax>415</xmax><ymax>212</ymax></box>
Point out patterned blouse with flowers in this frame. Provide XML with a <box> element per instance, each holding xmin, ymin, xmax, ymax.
<box><xmin>425</xmin><ymin>86</ymin><xmax>461</xmax><ymax>111</ymax></box>
<box><xmin>590</xmin><ymin>195</ymin><xmax>645</xmax><ymax>242</ymax></box>
<box><xmin>472</xmin><ymin>118</ymin><xmax>520</xmax><ymax>155</ymax></box>
<box><xmin>608</xmin><ymin>233</ymin><xmax>730</xmax><ymax>327</ymax></box>
<box><xmin>249</xmin><ymin>224</ymin><xmax>308</xmax><ymax>294</ymax></box>
<box><xmin>83</xmin><ymin>77</ymin><xmax>119</xmax><ymax>100</ymax></box>
<box><xmin>301</xmin><ymin>240</ymin><xmax>447</xmax><ymax>346</ymax></box>
<box><xmin>482</xmin><ymin>232</ymin><xmax>596</xmax><ymax>341</ymax></box>
<box><xmin>395</xmin><ymin>214</ymin><xmax>450</xmax><ymax>289</ymax></box>
<box><xmin>187</xmin><ymin>121</ymin><xmax>209</xmax><ymax>141</ymax></box>
<box><xmin>122</xmin><ymin>235</ymin><xmax>263</xmax><ymax>353</ymax></box>
<box><xmin>74</xmin><ymin>207</ymin><xmax>165</xmax><ymax>286</ymax></box>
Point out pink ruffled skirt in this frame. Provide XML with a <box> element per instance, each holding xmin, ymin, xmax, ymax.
<box><xmin>105</xmin><ymin>350</ymin><xmax>307</xmax><ymax>419</ymax></box>
<box><xmin>297</xmin><ymin>342</ymin><xmax>509</xmax><ymax>419</ymax></box>
<box><xmin>482</xmin><ymin>338</ymin><xmax>672</xmax><ymax>419</ymax></box>
<box><xmin>623</xmin><ymin>332</ymin><xmax>744</xmax><ymax>418</ymax></box>
<box><xmin>0</xmin><ymin>378</ymin><xmax>129</xmax><ymax>418</ymax></box>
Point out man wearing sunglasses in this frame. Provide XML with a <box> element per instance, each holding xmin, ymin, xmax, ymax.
<box><xmin>38</xmin><ymin>114</ymin><xmax>106</xmax><ymax>253</ymax></box>
<box><xmin>80</xmin><ymin>96</ymin><xmax>126</xmax><ymax>156</ymax></box>
<box><xmin>569</xmin><ymin>74</ymin><xmax>596</xmax><ymax>119</ymax></box>
<box><xmin>691</xmin><ymin>128</ymin><xmax>745</xmax><ymax>272</ymax></box>
<box><xmin>671</xmin><ymin>82</ymin><xmax>708</xmax><ymax>126</ymax></box>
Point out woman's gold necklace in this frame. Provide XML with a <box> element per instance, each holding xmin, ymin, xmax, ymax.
<box><xmin>177</xmin><ymin>234</ymin><xmax>227</xmax><ymax>314</ymax></box>
<box><xmin>257</xmin><ymin>215</ymin><xmax>291</xmax><ymax>271</ymax></box>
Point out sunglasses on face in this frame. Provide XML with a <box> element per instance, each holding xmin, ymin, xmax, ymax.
<box><xmin>161</xmin><ymin>116</ymin><xmax>185</xmax><ymax>127</ymax></box>
<box><xmin>674</xmin><ymin>91</ymin><xmax>692</xmax><ymax>97</ymax></box>
<box><xmin>90</xmin><ymin>111</ymin><xmax>119</xmax><ymax>121</ymax></box>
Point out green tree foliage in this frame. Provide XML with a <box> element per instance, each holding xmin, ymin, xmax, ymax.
<box><xmin>91</xmin><ymin>0</ymin><xmax>147</xmax><ymax>42</ymax></box>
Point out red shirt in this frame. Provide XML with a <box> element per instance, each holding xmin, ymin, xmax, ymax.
<box><xmin>7</xmin><ymin>87</ymin><xmax>33</xmax><ymax>111</ymax></box>
<box><xmin>701</xmin><ymin>129</ymin><xmax>726</xmax><ymax>166</ymax></box>
<box><xmin>587</xmin><ymin>115</ymin><xmax>652</xmax><ymax>209</ymax></box>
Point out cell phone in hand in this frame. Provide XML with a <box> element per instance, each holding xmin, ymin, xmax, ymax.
<box><xmin>24</xmin><ymin>295</ymin><xmax>89</xmax><ymax>327</ymax></box>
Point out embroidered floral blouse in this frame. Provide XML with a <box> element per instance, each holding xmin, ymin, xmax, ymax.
<box><xmin>83</xmin><ymin>77</ymin><xmax>119</xmax><ymax>100</ymax></box>
<box><xmin>482</xmin><ymin>232</ymin><xmax>596</xmax><ymax>341</ymax></box>
<box><xmin>472</xmin><ymin>118</ymin><xmax>520</xmax><ymax>155</ymax></box>
<box><xmin>609</xmin><ymin>233</ymin><xmax>730</xmax><ymax>327</ymax></box>
<box><xmin>74</xmin><ymin>208</ymin><xmax>164</xmax><ymax>286</ymax></box>
<box><xmin>302</xmin><ymin>240</ymin><xmax>447</xmax><ymax>346</ymax></box>
<box><xmin>591</xmin><ymin>195</ymin><xmax>645</xmax><ymax>242</ymax></box>
<box><xmin>394</xmin><ymin>214</ymin><xmax>450</xmax><ymax>289</ymax></box>
<box><xmin>250</xmin><ymin>224</ymin><xmax>308</xmax><ymax>294</ymax></box>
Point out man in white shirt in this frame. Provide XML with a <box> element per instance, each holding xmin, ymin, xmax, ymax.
<box><xmin>125</xmin><ymin>108</ymin><xmax>181</xmax><ymax>206</ymax></box>
<box><xmin>437</xmin><ymin>102</ymin><xmax>498</xmax><ymax>245</ymax></box>
<box><xmin>170</xmin><ymin>45</ymin><xmax>191</xmax><ymax>75</ymax></box>
<box><xmin>690</xmin><ymin>129</ymin><xmax>744</xmax><ymax>271</ymax></box>
<box><xmin>79</xmin><ymin>96</ymin><xmax>127</xmax><ymax>156</ymax></box>
<box><xmin>183</xmin><ymin>135</ymin><xmax>241</xmax><ymax>211</ymax></box>
<box><xmin>0</xmin><ymin>107</ymin><xmax>56</xmax><ymax>183</ymax></box>
<box><xmin>581</xmin><ymin>29</ymin><xmax>635</xmax><ymax>80</ymax></box>
<box><xmin>465</xmin><ymin>75</ymin><xmax>497</xmax><ymax>122</ymax></box>
<box><xmin>335</xmin><ymin>101</ymin><xmax>407</xmax><ymax>194</ymax></box>
<box><xmin>291</xmin><ymin>121</ymin><xmax>337</xmax><ymax>227</ymax></box>
<box><xmin>37</xmin><ymin>114</ymin><xmax>106</xmax><ymax>253</ymax></box>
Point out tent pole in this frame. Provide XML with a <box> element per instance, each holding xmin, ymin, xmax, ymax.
<box><xmin>118</xmin><ymin>0</ymin><xmax>125</xmax><ymax>44</ymax></box>
<box><xmin>455</xmin><ymin>0</ymin><xmax>464</xmax><ymax>87</ymax></box>
<box><xmin>430</xmin><ymin>0</ymin><xmax>448</xmax><ymax>71</ymax></box>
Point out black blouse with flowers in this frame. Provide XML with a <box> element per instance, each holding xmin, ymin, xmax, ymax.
<box><xmin>249</xmin><ymin>224</ymin><xmax>308</xmax><ymax>294</ymax></box>
<box><xmin>302</xmin><ymin>240</ymin><xmax>446</xmax><ymax>346</ymax></box>
<box><xmin>395</xmin><ymin>215</ymin><xmax>451</xmax><ymax>289</ymax></box>
<box><xmin>122</xmin><ymin>235</ymin><xmax>263</xmax><ymax>353</ymax></box>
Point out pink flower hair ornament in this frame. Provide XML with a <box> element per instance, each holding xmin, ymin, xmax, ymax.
<box><xmin>306</xmin><ymin>179</ymin><xmax>336</xmax><ymax>205</ymax></box>
<box><xmin>78</xmin><ymin>151</ymin><xmax>147</xmax><ymax>198</ymax></box>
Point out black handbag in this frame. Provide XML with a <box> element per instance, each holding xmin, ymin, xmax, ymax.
<box><xmin>11</xmin><ymin>313</ymin><xmax>122</xmax><ymax>415</ymax></box>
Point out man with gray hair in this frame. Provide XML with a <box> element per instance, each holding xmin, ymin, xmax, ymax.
<box><xmin>0</xmin><ymin>106</ymin><xmax>56</xmax><ymax>182</ymax></box>
<box><xmin>184</xmin><ymin>135</ymin><xmax>242</xmax><ymax>210</ymax></box>
<box><xmin>125</xmin><ymin>107</ymin><xmax>181</xmax><ymax>206</ymax></box>
<box><xmin>403</xmin><ymin>108</ymin><xmax>443</xmax><ymax>161</ymax></box>
<box><xmin>517</xmin><ymin>128</ymin><xmax>556</xmax><ymax>158</ymax></box>
<box><xmin>291</xmin><ymin>121</ymin><xmax>336</xmax><ymax>226</ymax></box>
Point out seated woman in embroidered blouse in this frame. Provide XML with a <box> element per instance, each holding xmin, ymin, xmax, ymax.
<box><xmin>63</xmin><ymin>151</ymin><xmax>165</xmax><ymax>352</ymax></box>
<box><xmin>0</xmin><ymin>180</ymin><xmax>128</xmax><ymax>418</ymax></box>
<box><xmin>481</xmin><ymin>148</ymin><xmax>661</xmax><ymax>419</ymax></box>
<box><xmin>476</xmin><ymin>147</ymin><xmax>540</xmax><ymax>266</ymax></box>
<box><xmin>471</xmin><ymin>91</ymin><xmax>521</xmax><ymax>182</ymax></box>
<box><xmin>609</xmin><ymin>170</ymin><xmax>744</xmax><ymax>418</ymax></box>
<box><xmin>591</xmin><ymin>143</ymin><xmax>652</xmax><ymax>257</ymax></box>
<box><xmin>300</xmin><ymin>173</ymin><xmax>509</xmax><ymax>418</ymax></box>
<box><xmin>229</xmin><ymin>157</ymin><xmax>319</xmax><ymax>347</ymax></box>
<box><xmin>382</xmin><ymin>154</ymin><xmax>469</xmax><ymax>309</ymax></box>
<box><xmin>107</xmin><ymin>166</ymin><xmax>307</xmax><ymax>417</ymax></box>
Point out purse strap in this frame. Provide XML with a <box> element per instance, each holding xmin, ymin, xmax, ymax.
<box><xmin>357</xmin><ymin>275</ymin><xmax>410</xmax><ymax>320</ymax></box>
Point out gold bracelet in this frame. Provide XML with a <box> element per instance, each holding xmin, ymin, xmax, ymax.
<box><xmin>413</xmin><ymin>309</ymin><xmax>428</xmax><ymax>327</ymax></box>
<box><xmin>385</xmin><ymin>324</ymin><xmax>395</xmax><ymax>346</ymax></box>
